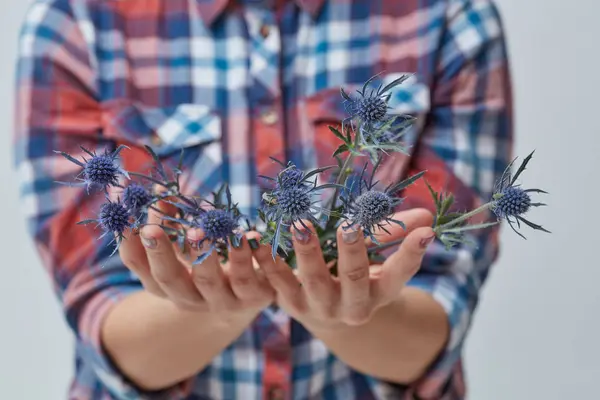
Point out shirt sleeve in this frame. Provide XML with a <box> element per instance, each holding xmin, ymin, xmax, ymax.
<box><xmin>400</xmin><ymin>1</ymin><xmax>514</xmax><ymax>398</ymax></box>
<box><xmin>13</xmin><ymin>2</ymin><xmax>187</xmax><ymax>399</ymax></box>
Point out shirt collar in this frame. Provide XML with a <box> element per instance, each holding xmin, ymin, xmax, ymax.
<box><xmin>196</xmin><ymin>0</ymin><xmax>326</xmax><ymax>27</ymax></box>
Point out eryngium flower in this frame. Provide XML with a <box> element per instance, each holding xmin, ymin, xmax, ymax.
<box><xmin>55</xmin><ymin>145</ymin><xmax>129</xmax><ymax>193</ymax></box>
<box><xmin>491</xmin><ymin>151</ymin><xmax>550</xmax><ymax>238</ymax></box>
<box><xmin>77</xmin><ymin>198</ymin><xmax>132</xmax><ymax>258</ymax></box>
<box><xmin>261</xmin><ymin>161</ymin><xmax>340</xmax><ymax>259</ymax></box>
<box><xmin>342</xmin><ymin>74</ymin><xmax>409</xmax><ymax>125</ymax></box>
<box><xmin>122</xmin><ymin>182</ymin><xmax>154</xmax><ymax>226</ymax></box>
<box><xmin>162</xmin><ymin>184</ymin><xmax>243</xmax><ymax>264</ymax></box>
<box><xmin>341</xmin><ymin>163</ymin><xmax>425</xmax><ymax>243</ymax></box>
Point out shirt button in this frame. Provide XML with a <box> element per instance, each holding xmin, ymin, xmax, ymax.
<box><xmin>259</xmin><ymin>24</ymin><xmax>271</xmax><ymax>38</ymax></box>
<box><xmin>150</xmin><ymin>134</ymin><xmax>162</xmax><ymax>146</ymax></box>
<box><xmin>268</xmin><ymin>386</ymin><xmax>285</xmax><ymax>400</ymax></box>
<box><xmin>261</xmin><ymin>109</ymin><xmax>279</xmax><ymax>125</ymax></box>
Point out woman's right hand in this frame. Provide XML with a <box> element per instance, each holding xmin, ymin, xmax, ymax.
<box><xmin>118</xmin><ymin>197</ymin><xmax>275</xmax><ymax>315</ymax></box>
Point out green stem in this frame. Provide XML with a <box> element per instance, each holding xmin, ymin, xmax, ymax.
<box><xmin>436</xmin><ymin>201</ymin><xmax>494</xmax><ymax>232</ymax></box>
<box><xmin>327</xmin><ymin>153</ymin><xmax>355</xmax><ymax>209</ymax></box>
<box><xmin>367</xmin><ymin>237</ymin><xmax>405</xmax><ymax>253</ymax></box>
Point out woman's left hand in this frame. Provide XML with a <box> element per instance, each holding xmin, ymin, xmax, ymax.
<box><xmin>252</xmin><ymin>209</ymin><xmax>435</xmax><ymax>330</ymax></box>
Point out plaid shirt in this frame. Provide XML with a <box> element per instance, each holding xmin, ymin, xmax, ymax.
<box><xmin>14</xmin><ymin>0</ymin><xmax>513</xmax><ymax>399</ymax></box>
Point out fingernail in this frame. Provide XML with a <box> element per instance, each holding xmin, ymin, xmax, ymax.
<box><xmin>419</xmin><ymin>234</ymin><xmax>436</xmax><ymax>249</ymax></box>
<box><xmin>230</xmin><ymin>235</ymin><xmax>242</xmax><ymax>249</ymax></box>
<box><xmin>188</xmin><ymin>239</ymin><xmax>199</xmax><ymax>250</ymax></box>
<box><xmin>294</xmin><ymin>229</ymin><xmax>310</xmax><ymax>244</ymax></box>
<box><xmin>248</xmin><ymin>238</ymin><xmax>260</xmax><ymax>250</ymax></box>
<box><xmin>141</xmin><ymin>235</ymin><xmax>157</xmax><ymax>249</ymax></box>
<box><xmin>342</xmin><ymin>225</ymin><xmax>360</xmax><ymax>244</ymax></box>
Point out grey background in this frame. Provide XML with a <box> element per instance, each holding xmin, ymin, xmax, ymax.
<box><xmin>0</xmin><ymin>1</ymin><xmax>598</xmax><ymax>399</ymax></box>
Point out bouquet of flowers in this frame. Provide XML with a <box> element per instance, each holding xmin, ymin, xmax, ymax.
<box><xmin>55</xmin><ymin>74</ymin><xmax>550</xmax><ymax>268</ymax></box>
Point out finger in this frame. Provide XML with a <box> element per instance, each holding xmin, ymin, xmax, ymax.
<box><xmin>119</xmin><ymin>228</ymin><xmax>167</xmax><ymax>297</ymax></box>
<box><xmin>176</xmin><ymin>228</ymin><xmax>204</xmax><ymax>268</ymax></box>
<box><xmin>190</xmin><ymin>241</ymin><xmax>238</xmax><ymax>311</ymax></box>
<box><xmin>366</xmin><ymin>208</ymin><xmax>434</xmax><ymax>246</ymax></box>
<box><xmin>336</xmin><ymin>223</ymin><xmax>371</xmax><ymax>322</ymax></box>
<box><xmin>292</xmin><ymin>222</ymin><xmax>337</xmax><ymax>318</ymax></box>
<box><xmin>374</xmin><ymin>227</ymin><xmax>435</xmax><ymax>300</ymax></box>
<box><xmin>252</xmin><ymin>238</ymin><xmax>304</xmax><ymax>311</ymax></box>
<box><xmin>141</xmin><ymin>224</ymin><xmax>204</xmax><ymax>309</ymax></box>
<box><xmin>227</xmin><ymin>233</ymin><xmax>273</xmax><ymax>302</ymax></box>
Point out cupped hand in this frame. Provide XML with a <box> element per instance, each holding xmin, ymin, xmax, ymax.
<box><xmin>118</xmin><ymin>197</ymin><xmax>275</xmax><ymax>314</ymax></box>
<box><xmin>252</xmin><ymin>209</ymin><xmax>435</xmax><ymax>329</ymax></box>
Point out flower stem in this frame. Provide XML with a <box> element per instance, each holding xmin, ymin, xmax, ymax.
<box><xmin>367</xmin><ymin>237</ymin><xmax>405</xmax><ymax>253</ymax></box>
<box><xmin>327</xmin><ymin>153</ymin><xmax>355</xmax><ymax>209</ymax></box>
<box><xmin>436</xmin><ymin>201</ymin><xmax>494</xmax><ymax>232</ymax></box>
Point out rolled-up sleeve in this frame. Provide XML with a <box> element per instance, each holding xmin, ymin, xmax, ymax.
<box><xmin>13</xmin><ymin>2</ymin><xmax>186</xmax><ymax>399</ymax></box>
<box><xmin>400</xmin><ymin>0</ymin><xmax>513</xmax><ymax>398</ymax></box>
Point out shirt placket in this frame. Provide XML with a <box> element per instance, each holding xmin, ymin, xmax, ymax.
<box><xmin>245</xmin><ymin>3</ymin><xmax>287</xmax><ymax>182</ymax></box>
<box><xmin>244</xmin><ymin>3</ymin><xmax>291</xmax><ymax>400</ymax></box>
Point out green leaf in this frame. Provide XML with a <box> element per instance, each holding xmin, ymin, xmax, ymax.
<box><xmin>328</xmin><ymin>126</ymin><xmax>348</xmax><ymax>143</ymax></box>
<box><xmin>332</xmin><ymin>144</ymin><xmax>348</xmax><ymax>158</ymax></box>
<box><xmin>439</xmin><ymin>194</ymin><xmax>455</xmax><ymax>216</ymax></box>
<box><xmin>425</xmin><ymin>180</ymin><xmax>441</xmax><ymax>213</ymax></box>
<box><xmin>386</xmin><ymin>170</ymin><xmax>426</xmax><ymax>194</ymax></box>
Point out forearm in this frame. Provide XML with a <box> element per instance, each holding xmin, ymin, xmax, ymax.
<box><xmin>101</xmin><ymin>291</ymin><xmax>260</xmax><ymax>391</ymax></box>
<box><xmin>305</xmin><ymin>287</ymin><xmax>449</xmax><ymax>384</ymax></box>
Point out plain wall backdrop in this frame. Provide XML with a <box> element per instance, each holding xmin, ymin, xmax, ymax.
<box><xmin>1</xmin><ymin>1</ymin><xmax>598</xmax><ymax>399</ymax></box>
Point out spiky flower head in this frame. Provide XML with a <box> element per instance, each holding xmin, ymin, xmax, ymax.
<box><xmin>55</xmin><ymin>145</ymin><xmax>130</xmax><ymax>193</ymax></box>
<box><xmin>491</xmin><ymin>151</ymin><xmax>550</xmax><ymax>239</ymax></box>
<box><xmin>353</xmin><ymin>190</ymin><xmax>393</xmax><ymax>229</ymax></box>
<box><xmin>161</xmin><ymin>184</ymin><xmax>244</xmax><ymax>264</ymax></box>
<box><xmin>77</xmin><ymin>197</ymin><xmax>133</xmax><ymax>259</ymax></box>
<box><xmin>199</xmin><ymin>209</ymin><xmax>239</xmax><ymax>242</ymax></box>
<box><xmin>492</xmin><ymin>186</ymin><xmax>531</xmax><ymax>219</ymax></box>
<box><xmin>356</xmin><ymin>96</ymin><xmax>388</xmax><ymax>123</ymax></box>
<box><xmin>341</xmin><ymin>74</ymin><xmax>409</xmax><ymax>127</ymax></box>
<box><xmin>260</xmin><ymin>159</ymin><xmax>341</xmax><ymax>259</ymax></box>
<box><xmin>277</xmin><ymin>165</ymin><xmax>305</xmax><ymax>190</ymax></box>
<box><xmin>99</xmin><ymin>200</ymin><xmax>131</xmax><ymax>235</ymax></box>
<box><xmin>341</xmin><ymin>161</ymin><xmax>425</xmax><ymax>243</ymax></box>
<box><xmin>122</xmin><ymin>182</ymin><xmax>154</xmax><ymax>226</ymax></box>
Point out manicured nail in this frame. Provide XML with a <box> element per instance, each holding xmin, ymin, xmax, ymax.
<box><xmin>230</xmin><ymin>235</ymin><xmax>243</xmax><ymax>249</ymax></box>
<box><xmin>419</xmin><ymin>234</ymin><xmax>436</xmax><ymax>249</ymax></box>
<box><xmin>342</xmin><ymin>226</ymin><xmax>360</xmax><ymax>244</ymax></box>
<box><xmin>248</xmin><ymin>238</ymin><xmax>260</xmax><ymax>250</ymax></box>
<box><xmin>141</xmin><ymin>235</ymin><xmax>157</xmax><ymax>249</ymax></box>
<box><xmin>294</xmin><ymin>229</ymin><xmax>310</xmax><ymax>244</ymax></box>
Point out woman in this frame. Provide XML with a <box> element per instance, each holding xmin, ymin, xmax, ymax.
<box><xmin>13</xmin><ymin>0</ymin><xmax>512</xmax><ymax>398</ymax></box>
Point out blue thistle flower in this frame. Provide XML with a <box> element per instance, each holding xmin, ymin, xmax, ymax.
<box><xmin>341</xmin><ymin>161</ymin><xmax>425</xmax><ymax>243</ymax></box>
<box><xmin>341</xmin><ymin>74</ymin><xmax>408</xmax><ymax>126</ymax></box>
<box><xmin>198</xmin><ymin>209</ymin><xmax>239</xmax><ymax>242</ymax></box>
<box><xmin>261</xmin><ymin>160</ymin><xmax>342</xmax><ymax>259</ymax></box>
<box><xmin>161</xmin><ymin>184</ymin><xmax>244</xmax><ymax>264</ymax></box>
<box><xmin>493</xmin><ymin>186</ymin><xmax>531</xmax><ymax>218</ymax></box>
<box><xmin>259</xmin><ymin>159</ymin><xmax>310</xmax><ymax>191</ymax></box>
<box><xmin>55</xmin><ymin>145</ymin><xmax>130</xmax><ymax>193</ymax></box>
<box><xmin>122</xmin><ymin>182</ymin><xmax>154</xmax><ymax>227</ymax></box>
<box><xmin>491</xmin><ymin>151</ymin><xmax>550</xmax><ymax>238</ymax></box>
<box><xmin>77</xmin><ymin>197</ymin><xmax>133</xmax><ymax>258</ymax></box>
